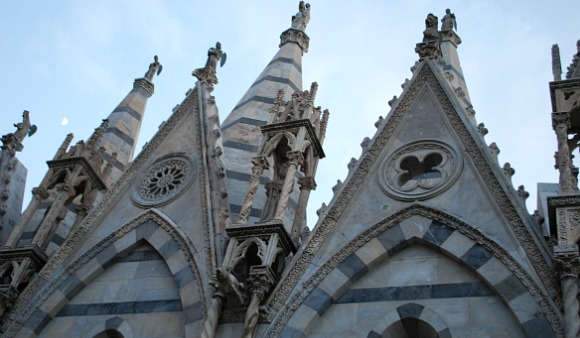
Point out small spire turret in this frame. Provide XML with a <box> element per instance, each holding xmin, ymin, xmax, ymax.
<box><xmin>552</xmin><ymin>44</ymin><xmax>562</xmax><ymax>81</ymax></box>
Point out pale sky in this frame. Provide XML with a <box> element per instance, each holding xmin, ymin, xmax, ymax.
<box><xmin>1</xmin><ymin>1</ymin><xmax>579</xmax><ymax>227</ymax></box>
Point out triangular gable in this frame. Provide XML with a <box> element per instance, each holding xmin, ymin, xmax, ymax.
<box><xmin>6</xmin><ymin>84</ymin><xmax>223</xmax><ymax>335</ymax></box>
<box><xmin>269</xmin><ymin>60</ymin><xmax>557</xmax><ymax>317</ymax></box>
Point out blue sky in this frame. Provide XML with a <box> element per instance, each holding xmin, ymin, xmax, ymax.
<box><xmin>1</xmin><ymin>1</ymin><xmax>579</xmax><ymax>226</ymax></box>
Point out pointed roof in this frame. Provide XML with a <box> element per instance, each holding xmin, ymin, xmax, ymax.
<box><xmin>265</xmin><ymin>20</ymin><xmax>560</xmax><ymax>333</ymax></box>
<box><xmin>98</xmin><ymin>57</ymin><xmax>161</xmax><ymax>186</ymax></box>
<box><xmin>221</xmin><ymin>3</ymin><xmax>310</xmax><ymax>224</ymax></box>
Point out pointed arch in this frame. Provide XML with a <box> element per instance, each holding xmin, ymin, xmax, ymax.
<box><xmin>84</xmin><ymin>316</ymin><xmax>134</xmax><ymax>338</ymax></box>
<box><xmin>368</xmin><ymin>303</ymin><xmax>451</xmax><ymax>338</ymax></box>
<box><xmin>16</xmin><ymin>209</ymin><xmax>206</xmax><ymax>337</ymax></box>
<box><xmin>272</xmin><ymin>204</ymin><xmax>562</xmax><ymax>338</ymax></box>
<box><xmin>261</xmin><ymin>132</ymin><xmax>297</xmax><ymax>157</ymax></box>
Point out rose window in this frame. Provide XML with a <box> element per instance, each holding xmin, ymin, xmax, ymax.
<box><xmin>132</xmin><ymin>155</ymin><xmax>195</xmax><ymax>207</ymax></box>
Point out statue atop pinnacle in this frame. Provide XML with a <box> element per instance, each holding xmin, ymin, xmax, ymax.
<box><xmin>290</xmin><ymin>1</ymin><xmax>310</xmax><ymax>31</ymax></box>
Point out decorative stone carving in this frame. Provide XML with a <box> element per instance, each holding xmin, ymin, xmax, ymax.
<box><xmin>517</xmin><ymin>185</ymin><xmax>529</xmax><ymax>202</ymax></box>
<box><xmin>503</xmin><ymin>162</ymin><xmax>515</xmax><ymax>183</ymax></box>
<box><xmin>132</xmin><ymin>155</ymin><xmax>196</xmax><ymax>207</ymax></box>
<box><xmin>290</xmin><ymin>1</ymin><xmax>310</xmax><ymax>31</ymax></box>
<box><xmin>554</xmin><ymin>245</ymin><xmax>580</xmax><ymax>338</ymax></box>
<box><xmin>1</xmin><ymin>111</ymin><xmax>36</xmax><ymax>153</ymax></box>
<box><xmin>360</xmin><ymin>137</ymin><xmax>371</xmax><ymax>152</ymax></box>
<box><xmin>379</xmin><ymin>140</ymin><xmax>462</xmax><ymax>201</ymax></box>
<box><xmin>415</xmin><ymin>13</ymin><xmax>441</xmax><ymax>60</ymax></box>
<box><xmin>193</xmin><ymin>42</ymin><xmax>226</xmax><ymax>86</ymax></box>
<box><xmin>374</xmin><ymin>116</ymin><xmax>384</xmax><ymax>128</ymax></box>
<box><xmin>565</xmin><ymin>40</ymin><xmax>580</xmax><ymax>80</ymax></box>
<box><xmin>144</xmin><ymin>55</ymin><xmax>162</xmax><ymax>81</ymax></box>
<box><xmin>440</xmin><ymin>9</ymin><xmax>457</xmax><ymax>31</ymax></box>
<box><xmin>477</xmin><ymin>123</ymin><xmax>488</xmax><ymax>137</ymax></box>
<box><xmin>388</xmin><ymin>95</ymin><xmax>398</xmax><ymax>107</ymax></box>
<box><xmin>552</xmin><ymin>112</ymin><xmax>578</xmax><ymax>193</ymax></box>
<box><xmin>488</xmin><ymin>142</ymin><xmax>500</xmax><ymax>163</ymax></box>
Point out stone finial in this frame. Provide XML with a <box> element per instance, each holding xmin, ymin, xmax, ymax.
<box><xmin>552</xmin><ymin>44</ymin><xmax>562</xmax><ymax>81</ymax></box>
<box><xmin>517</xmin><ymin>185</ymin><xmax>529</xmax><ymax>202</ymax></box>
<box><xmin>489</xmin><ymin>142</ymin><xmax>500</xmax><ymax>163</ymax></box>
<box><xmin>144</xmin><ymin>55</ymin><xmax>163</xmax><ymax>81</ymax></box>
<box><xmin>193</xmin><ymin>42</ymin><xmax>226</xmax><ymax>86</ymax></box>
<box><xmin>86</xmin><ymin>119</ymin><xmax>109</xmax><ymax>152</ymax></box>
<box><xmin>319</xmin><ymin>109</ymin><xmax>330</xmax><ymax>145</ymax></box>
<box><xmin>566</xmin><ymin>40</ymin><xmax>580</xmax><ymax>80</ymax></box>
<box><xmin>375</xmin><ymin>116</ymin><xmax>384</xmax><ymax>128</ymax></box>
<box><xmin>361</xmin><ymin>137</ymin><xmax>371</xmax><ymax>151</ymax></box>
<box><xmin>316</xmin><ymin>202</ymin><xmax>327</xmax><ymax>216</ymax></box>
<box><xmin>532</xmin><ymin>210</ymin><xmax>544</xmax><ymax>227</ymax></box>
<box><xmin>477</xmin><ymin>123</ymin><xmax>488</xmax><ymax>138</ymax></box>
<box><xmin>415</xmin><ymin>13</ymin><xmax>441</xmax><ymax>60</ymax></box>
<box><xmin>440</xmin><ymin>9</ymin><xmax>457</xmax><ymax>31</ymax></box>
<box><xmin>332</xmin><ymin>180</ymin><xmax>342</xmax><ymax>194</ymax></box>
<box><xmin>348</xmin><ymin>158</ymin><xmax>357</xmax><ymax>171</ymax></box>
<box><xmin>503</xmin><ymin>162</ymin><xmax>515</xmax><ymax>183</ymax></box>
<box><xmin>388</xmin><ymin>95</ymin><xmax>398</xmax><ymax>107</ymax></box>
<box><xmin>291</xmin><ymin>1</ymin><xmax>310</xmax><ymax>31</ymax></box>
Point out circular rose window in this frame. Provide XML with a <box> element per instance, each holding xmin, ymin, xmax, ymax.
<box><xmin>379</xmin><ymin>140</ymin><xmax>462</xmax><ymax>200</ymax></box>
<box><xmin>132</xmin><ymin>155</ymin><xmax>196</xmax><ymax>207</ymax></box>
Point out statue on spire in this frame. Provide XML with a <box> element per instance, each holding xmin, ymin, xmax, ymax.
<box><xmin>441</xmin><ymin>9</ymin><xmax>457</xmax><ymax>31</ymax></box>
<box><xmin>291</xmin><ymin>1</ymin><xmax>310</xmax><ymax>31</ymax></box>
<box><xmin>415</xmin><ymin>13</ymin><xmax>442</xmax><ymax>60</ymax></box>
<box><xmin>193</xmin><ymin>42</ymin><xmax>227</xmax><ymax>85</ymax></box>
<box><xmin>144</xmin><ymin>55</ymin><xmax>162</xmax><ymax>81</ymax></box>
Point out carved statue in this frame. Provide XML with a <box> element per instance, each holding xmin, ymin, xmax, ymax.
<box><xmin>291</xmin><ymin>1</ymin><xmax>311</xmax><ymax>31</ymax></box>
<box><xmin>144</xmin><ymin>55</ymin><xmax>163</xmax><ymax>81</ymax></box>
<box><xmin>441</xmin><ymin>9</ymin><xmax>457</xmax><ymax>31</ymax></box>
<box><xmin>415</xmin><ymin>13</ymin><xmax>441</xmax><ymax>60</ymax></box>
<box><xmin>215</xmin><ymin>267</ymin><xmax>246</xmax><ymax>304</ymax></box>
<box><xmin>13</xmin><ymin>110</ymin><xmax>36</xmax><ymax>143</ymax></box>
<box><xmin>261</xmin><ymin>162</ymin><xmax>289</xmax><ymax>221</ymax></box>
<box><xmin>193</xmin><ymin>42</ymin><xmax>227</xmax><ymax>85</ymax></box>
<box><xmin>422</xmin><ymin>14</ymin><xmax>440</xmax><ymax>44</ymax></box>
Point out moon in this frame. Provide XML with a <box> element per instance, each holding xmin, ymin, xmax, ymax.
<box><xmin>60</xmin><ymin>117</ymin><xmax>69</xmax><ymax>126</ymax></box>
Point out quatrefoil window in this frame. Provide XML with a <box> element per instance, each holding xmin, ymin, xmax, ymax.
<box><xmin>380</xmin><ymin>141</ymin><xmax>462</xmax><ymax>200</ymax></box>
<box><xmin>398</xmin><ymin>153</ymin><xmax>443</xmax><ymax>190</ymax></box>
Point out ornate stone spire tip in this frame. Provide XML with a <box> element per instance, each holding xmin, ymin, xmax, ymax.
<box><xmin>280</xmin><ymin>2</ymin><xmax>310</xmax><ymax>53</ymax></box>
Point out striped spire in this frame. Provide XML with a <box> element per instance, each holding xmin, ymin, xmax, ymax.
<box><xmin>98</xmin><ymin>56</ymin><xmax>161</xmax><ymax>186</ymax></box>
<box><xmin>221</xmin><ymin>4</ymin><xmax>310</xmax><ymax>224</ymax></box>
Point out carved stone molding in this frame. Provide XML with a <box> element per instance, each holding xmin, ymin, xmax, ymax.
<box><xmin>279</xmin><ymin>28</ymin><xmax>309</xmax><ymax>53</ymax></box>
<box><xmin>264</xmin><ymin>205</ymin><xmax>563</xmax><ymax>337</ymax></box>
<box><xmin>554</xmin><ymin>245</ymin><xmax>580</xmax><ymax>278</ymax></box>
<box><xmin>133</xmin><ymin>77</ymin><xmax>154</xmax><ymax>97</ymax></box>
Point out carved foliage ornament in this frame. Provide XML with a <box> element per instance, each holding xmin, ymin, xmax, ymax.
<box><xmin>132</xmin><ymin>154</ymin><xmax>196</xmax><ymax>207</ymax></box>
<box><xmin>379</xmin><ymin>140</ymin><xmax>463</xmax><ymax>200</ymax></box>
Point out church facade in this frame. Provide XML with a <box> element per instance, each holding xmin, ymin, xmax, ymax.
<box><xmin>0</xmin><ymin>3</ymin><xmax>579</xmax><ymax>338</ymax></box>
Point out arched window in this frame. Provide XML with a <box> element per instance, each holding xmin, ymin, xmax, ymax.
<box><xmin>93</xmin><ymin>329</ymin><xmax>124</xmax><ymax>338</ymax></box>
<box><xmin>371</xmin><ymin>317</ymin><xmax>441</xmax><ymax>338</ymax></box>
